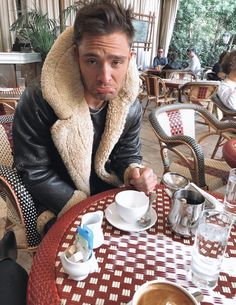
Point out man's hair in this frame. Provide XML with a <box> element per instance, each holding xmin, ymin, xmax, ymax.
<box><xmin>221</xmin><ymin>49</ymin><xmax>236</xmax><ymax>75</ymax></box>
<box><xmin>73</xmin><ymin>0</ymin><xmax>135</xmax><ymax>47</ymax></box>
<box><xmin>187</xmin><ymin>48</ymin><xmax>195</xmax><ymax>53</ymax></box>
<box><xmin>219</xmin><ymin>51</ymin><xmax>228</xmax><ymax>63</ymax></box>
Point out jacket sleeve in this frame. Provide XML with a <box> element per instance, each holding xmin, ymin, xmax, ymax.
<box><xmin>217</xmin><ymin>82</ymin><xmax>236</xmax><ymax>110</ymax></box>
<box><xmin>13</xmin><ymin>83</ymin><xmax>78</xmax><ymax>215</ymax></box>
<box><xmin>109</xmin><ymin>99</ymin><xmax>143</xmax><ymax>182</ymax></box>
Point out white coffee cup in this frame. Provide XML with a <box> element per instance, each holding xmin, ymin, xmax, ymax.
<box><xmin>132</xmin><ymin>280</ymin><xmax>197</xmax><ymax>305</ymax></box>
<box><xmin>115</xmin><ymin>190</ymin><xmax>149</xmax><ymax>224</ymax></box>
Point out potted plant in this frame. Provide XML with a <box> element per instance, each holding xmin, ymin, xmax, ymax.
<box><xmin>10</xmin><ymin>8</ymin><xmax>58</xmax><ymax>61</ymax></box>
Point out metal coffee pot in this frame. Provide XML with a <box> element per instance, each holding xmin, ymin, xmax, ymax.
<box><xmin>168</xmin><ymin>189</ymin><xmax>205</xmax><ymax>237</ymax></box>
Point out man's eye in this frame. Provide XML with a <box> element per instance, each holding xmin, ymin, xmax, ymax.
<box><xmin>87</xmin><ymin>59</ymin><xmax>97</xmax><ymax>65</ymax></box>
<box><xmin>112</xmin><ymin>60</ymin><xmax>122</xmax><ymax>67</ymax></box>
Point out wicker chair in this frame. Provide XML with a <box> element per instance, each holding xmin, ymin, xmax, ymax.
<box><xmin>149</xmin><ymin>103</ymin><xmax>235</xmax><ymax>191</ymax></box>
<box><xmin>209</xmin><ymin>93</ymin><xmax>236</xmax><ymax>158</ymax></box>
<box><xmin>0</xmin><ymin>102</ymin><xmax>15</xmax><ymax>115</ymax></box>
<box><xmin>180</xmin><ymin>81</ymin><xmax>219</xmax><ymax>106</ymax></box>
<box><xmin>142</xmin><ymin>75</ymin><xmax>176</xmax><ymax>116</ymax></box>
<box><xmin>0</xmin><ymin>114</ymin><xmax>41</xmax><ymax>253</ymax></box>
<box><xmin>169</xmin><ymin>71</ymin><xmax>196</xmax><ymax>81</ymax></box>
<box><xmin>211</xmin><ymin>93</ymin><xmax>236</xmax><ymax>122</ymax></box>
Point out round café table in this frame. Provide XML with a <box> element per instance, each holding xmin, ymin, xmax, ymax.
<box><xmin>27</xmin><ymin>185</ymin><xmax>236</xmax><ymax>305</ymax></box>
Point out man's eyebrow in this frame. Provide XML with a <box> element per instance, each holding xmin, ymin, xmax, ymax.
<box><xmin>82</xmin><ymin>53</ymin><xmax>127</xmax><ymax>60</ymax></box>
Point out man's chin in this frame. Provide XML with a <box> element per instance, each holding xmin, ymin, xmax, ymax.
<box><xmin>95</xmin><ymin>92</ymin><xmax>118</xmax><ymax>101</ymax></box>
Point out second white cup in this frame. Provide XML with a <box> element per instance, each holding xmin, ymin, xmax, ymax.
<box><xmin>132</xmin><ymin>280</ymin><xmax>197</xmax><ymax>305</ymax></box>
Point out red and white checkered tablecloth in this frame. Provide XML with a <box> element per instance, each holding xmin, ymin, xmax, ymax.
<box><xmin>27</xmin><ymin>186</ymin><xmax>236</xmax><ymax>305</ymax></box>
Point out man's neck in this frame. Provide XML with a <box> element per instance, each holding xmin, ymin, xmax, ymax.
<box><xmin>88</xmin><ymin>100</ymin><xmax>106</xmax><ymax>110</ymax></box>
<box><xmin>84</xmin><ymin>92</ymin><xmax>106</xmax><ymax>110</ymax></box>
<box><xmin>228</xmin><ymin>73</ymin><xmax>236</xmax><ymax>83</ymax></box>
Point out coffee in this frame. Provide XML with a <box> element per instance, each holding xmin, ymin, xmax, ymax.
<box><xmin>136</xmin><ymin>283</ymin><xmax>194</xmax><ymax>305</ymax></box>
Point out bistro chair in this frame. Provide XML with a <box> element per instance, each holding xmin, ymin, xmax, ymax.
<box><xmin>0</xmin><ymin>113</ymin><xmax>41</xmax><ymax>253</ymax></box>
<box><xmin>210</xmin><ymin>93</ymin><xmax>236</xmax><ymax>158</ymax></box>
<box><xmin>0</xmin><ymin>102</ymin><xmax>15</xmax><ymax>115</ymax></box>
<box><xmin>0</xmin><ymin>87</ymin><xmax>23</xmax><ymax>111</ymax></box>
<box><xmin>180</xmin><ymin>81</ymin><xmax>218</xmax><ymax>106</ymax></box>
<box><xmin>138</xmin><ymin>73</ymin><xmax>147</xmax><ymax>104</ymax></box>
<box><xmin>169</xmin><ymin>71</ymin><xmax>196</xmax><ymax>81</ymax></box>
<box><xmin>211</xmin><ymin>93</ymin><xmax>236</xmax><ymax>122</ymax></box>
<box><xmin>142</xmin><ymin>75</ymin><xmax>176</xmax><ymax>116</ymax></box>
<box><xmin>149</xmin><ymin>103</ymin><xmax>235</xmax><ymax>191</ymax></box>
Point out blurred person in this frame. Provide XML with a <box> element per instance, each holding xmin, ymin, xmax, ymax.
<box><xmin>153</xmin><ymin>47</ymin><xmax>168</xmax><ymax>68</ymax></box>
<box><xmin>217</xmin><ymin>50</ymin><xmax>236</xmax><ymax>110</ymax></box>
<box><xmin>163</xmin><ymin>52</ymin><xmax>182</xmax><ymax>70</ymax></box>
<box><xmin>0</xmin><ymin>231</ymin><xmax>28</xmax><ymax>305</ymax></box>
<box><xmin>184</xmin><ymin>48</ymin><xmax>201</xmax><ymax>75</ymax></box>
<box><xmin>13</xmin><ymin>0</ymin><xmax>157</xmax><ymax>235</ymax></box>
<box><xmin>211</xmin><ymin>51</ymin><xmax>228</xmax><ymax>80</ymax></box>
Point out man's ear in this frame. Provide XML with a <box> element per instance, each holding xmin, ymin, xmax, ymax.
<box><xmin>129</xmin><ymin>49</ymin><xmax>136</xmax><ymax>59</ymax></box>
<box><xmin>73</xmin><ymin>44</ymin><xmax>79</xmax><ymax>62</ymax></box>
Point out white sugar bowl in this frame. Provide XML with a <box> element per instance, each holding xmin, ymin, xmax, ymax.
<box><xmin>60</xmin><ymin>251</ymin><xmax>98</xmax><ymax>281</ymax></box>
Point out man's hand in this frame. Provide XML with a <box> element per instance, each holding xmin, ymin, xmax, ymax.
<box><xmin>128</xmin><ymin>167</ymin><xmax>157</xmax><ymax>193</ymax></box>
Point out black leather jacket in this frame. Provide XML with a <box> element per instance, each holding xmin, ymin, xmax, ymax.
<box><xmin>13</xmin><ymin>82</ymin><xmax>143</xmax><ymax>214</ymax></box>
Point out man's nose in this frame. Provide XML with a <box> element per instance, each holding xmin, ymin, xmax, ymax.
<box><xmin>98</xmin><ymin>63</ymin><xmax>112</xmax><ymax>84</ymax></box>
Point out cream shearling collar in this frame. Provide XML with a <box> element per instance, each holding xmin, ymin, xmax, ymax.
<box><xmin>41</xmin><ymin>27</ymin><xmax>140</xmax><ymax>195</ymax></box>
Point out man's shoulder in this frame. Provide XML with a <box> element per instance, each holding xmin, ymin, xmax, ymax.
<box><xmin>17</xmin><ymin>78</ymin><xmax>56</xmax><ymax>120</ymax></box>
<box><xmin>128</xmin><ymin>98</ymin><xmax>142</xmax><ymax>117</ymax></box>
<box><xmin>220</xmin><ymin>79</ymin><xmax>236</xmax><ymax>89</ymax></box>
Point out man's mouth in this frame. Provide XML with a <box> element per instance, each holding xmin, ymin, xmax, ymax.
<box><xmin>96</xmin><ymin>87</ymin><xmax>114</xmax><ymax>94</ymax></box>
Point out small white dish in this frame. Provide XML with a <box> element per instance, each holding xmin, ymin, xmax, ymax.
<box><xmin>105</xmin><ymin>202</ymin><xmax>157</xmax><ymax>232</ymax></box>
<box><xmin>60</xmin><ymin>251</ymin><xmax>98</xmax><ymax>281</ymax></box>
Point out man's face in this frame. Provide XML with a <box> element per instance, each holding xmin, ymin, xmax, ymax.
<box><xmin>157</xmin><ymin>49</ymin><xmax>164</xmax><ymax>58</ymax></box>
<box><xmin>187</xmin><ymin>51</ymin><xmax>193</xmax><ymax>58</ymax></box>
<box><xmin>76</xmin><ymin>32</ymin><xmax>131</xmax><ymax>104</ymax></box>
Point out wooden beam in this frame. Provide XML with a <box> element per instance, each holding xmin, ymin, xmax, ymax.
<box><xmin>59</xmin><ymin>0</ymin><xmax>65</xmax><ymax>33</ymax></box>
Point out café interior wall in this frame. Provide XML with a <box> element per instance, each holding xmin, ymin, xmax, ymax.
<box><xmin>0</xmin><ymin>0</ymin><xmax>178</xmax><ymax>69</ymax></box>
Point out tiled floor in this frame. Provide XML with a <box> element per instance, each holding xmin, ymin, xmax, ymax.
<box><xmin>2</xmin><ymin>106</ymin><xmax>228</xmax><ymax>273</ymax></box>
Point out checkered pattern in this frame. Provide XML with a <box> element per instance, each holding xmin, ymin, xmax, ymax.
<box><xmin>0</xmin><ymin>166</ymin><xmax>41</xmax><ymax>247</ymax></box>
<box><xmin>0</xmin><ymin>88</ymin><xmax>23</xmax><ymax>100</ymax></box>
<box><xmin>0</xmin><ymin>114</ymin><xmax>41</xmax><ymax>248</ymax></box>
<box><xmin>167</xmin><ymin>110</ymin><xmax>184</xmax><ymax>136</ymax></box>
<box><xmin>0</xmin><ymin>114</ymin><xmax>14</xmax><ymax>149</ymax></box>
<box><xmin>28</xmin><ymin>187</ymin><xmax>236</xmax><ymax>305</ymax></box>
<box><xmin>197</xmin><ymin>87</ymin><xmax>208</xmax><ymax>99</ymax></box>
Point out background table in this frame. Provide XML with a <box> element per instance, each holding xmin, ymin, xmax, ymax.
<box><xmin>27</xmin><ymin>186</ymin><xmax>236</xmax><ymax>305</ymax></box>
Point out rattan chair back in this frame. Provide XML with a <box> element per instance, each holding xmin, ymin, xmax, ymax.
<box><xmin>0</xmin><ymin>114</ymin><xmax>41</xmax><ymax>252</ymax></box>
<box><xmin>0</xmin><ymin>115</ymin><xmax>13</xmax><ymax>166</ymax></box>
<box><xmin>211</xmin><ymin>93</ymin><xmax>236</xmax><ymax>121</ymax></box>
<box><xmin>181</xmin><ymin>82</ymin><xmax>218</xmax><ymax>105</ymax></box>
<box><xmin>169</xmin><ymin>71</ymin><xmax>196</xmax><ymax>81</ymax></box>
<box><xmin>141</xmin><ymin>75</ymin><xmax>176</xmax><ymax>116</ymax></box>
<box><xmin>149</xmin><ymin>103</ymin><xmax>235</xmax><ymax>190</ymax></box>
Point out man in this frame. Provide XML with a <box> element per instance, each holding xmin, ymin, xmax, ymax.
<box><xmin>153</xmin><ymin>47</ymin><xmax>168</xmax><ymax>68</ymax></box>
<box><xmin>185</xmin><ymin>48</ymin><xmax>201</xmax><ymax>75</ymax></box>
<box><xmin>13</xmin><ymin>0</ymin><xmax>157</xmax><ymax>234</ymax></box>
<box><xmin>163</xmin><ymin>52</ymin><xmax>182</xmax><ymax>70</ymax></box>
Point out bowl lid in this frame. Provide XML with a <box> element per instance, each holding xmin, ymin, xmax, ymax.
<box><xmin>162</xmin><ymin>172</ymin><xmax>189</xmax><ymax>189</ymax></box>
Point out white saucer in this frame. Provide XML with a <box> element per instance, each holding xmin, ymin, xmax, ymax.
<box><xmin>105</xmin><ymin>202</ymin><xmax>157</xmax><ymax>232</ymax></box>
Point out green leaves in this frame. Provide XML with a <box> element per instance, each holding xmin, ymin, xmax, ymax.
<box><xmin>170</xmin><ymin>0</ymin><xmax>236</xmax><ymax>66</ymax></box>
<box><xmin>10</xmin><ymin>8</ymin><xmax>57</xmax><ymax>60</ymax></box>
